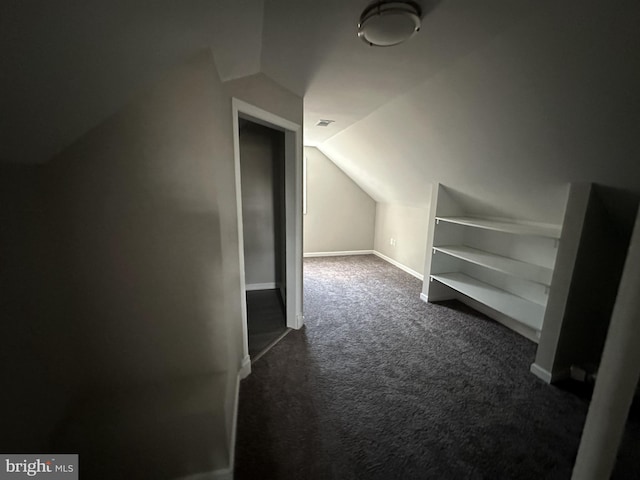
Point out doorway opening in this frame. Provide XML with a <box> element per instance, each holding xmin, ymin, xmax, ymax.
<box><xmin>239</xmin><ymin>119</ymin><xmax>288</xmax><ymax>359</ymax></box>
<box><xmin>232</xmin><ymin>98</ymin><xmax>303</xmax><ymax>377</ymax></box>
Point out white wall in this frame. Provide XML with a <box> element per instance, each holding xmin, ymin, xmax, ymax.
<box><xmin>50</xmin><ymin>50</ymin><xmax>240</xmax><ymax>388</ymax></box>
<box><xmin>374</xmin><ymin>204</ymin><xmax>429</xmax><ymax>276</ymax></box>
<box><xmin>224</xmin><ymin>72</ymin><xmax>303</xmax><ymax>127</ymax></box>
<box><xmin>44</xmin><ymin>51</ymin><xmax>242</xmax><ymax>475</ymax></box>
<box><xmin>319</xmin><ymin>0</ymin><xmax>640</xmax><ymax>265</ymax></box>
<box><xmin>304</xmin><ymin>147</ymin><xmax>375</xmax><ymax>253</ymax></box>
<box><xmin>322</xmin><ymin>0</ymin><xmax>640</xmax><ymax>209</ymax></box>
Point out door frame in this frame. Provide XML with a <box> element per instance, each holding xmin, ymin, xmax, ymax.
<box><xmin>231</xmin><ymin>98</ymin><xmax>303</xmax><ymax>378</ymax></box>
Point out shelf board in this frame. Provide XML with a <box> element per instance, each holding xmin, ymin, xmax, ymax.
<box><xmin>433</xmin><ymin>245</ymin><xmax>553</xmax><ymax>286</ymax></box>
<box><xmin>430</xmin><ymin>272</ymin><xmax>545</xmax><ymax>331</ymax></box>
<box><xmin>435</xmin><ymin>216</ymin><xmax>562</xmax><ymax>239</ymax></box>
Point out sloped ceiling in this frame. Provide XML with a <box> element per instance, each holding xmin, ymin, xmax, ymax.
<box><xmin>0</xmin><ymin>0</ymin><xmax>264</xmax><ymax>164</ymax></box>
<box><xmin>261</xmin><ymin>0</ymin><xmax>544</xmax><ymax>147</ymax></box>
<box><xmin>317</xmin><ymin>0</ymin><xmax>640</xmax><ymax>221</ymax></box>
<box><xmin>1</xmin><ymin>0</ymin><xmax>546</xmax><ymax>165</ymax></box>
<box><xmin>3</xmin><ymin>0</ymin><xmax>638</xmax><ymax>218</ymax></box>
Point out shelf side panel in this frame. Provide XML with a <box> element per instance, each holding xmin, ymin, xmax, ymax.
<box><xmin>423</xmin><ymin>183</ymin><xmax>466</xmax><ymax>301</ymax></box>
<box><xmin>535</xmin><ymin>183</ymin><xmax>593</xmax><ymax>374</ymax></box>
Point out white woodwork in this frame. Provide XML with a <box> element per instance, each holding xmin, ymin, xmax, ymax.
<box><xmin>435</xmin><ymin>216</ymin><xmax>562</xmax><ymax>239</ymax></box>
<box><xmin>433</xmin><ymin>245</ymin><xmax>553</xmax><ymax>285</ymax></box>
<box><xmin>431</xmin><ymin>273</ymin><xmax>545</xmax><ymax>331</ymax></box>
<box><xmin>424</xmin><ymin>183</ymin><xmax>566</xmax><ymax>339</ymax></box>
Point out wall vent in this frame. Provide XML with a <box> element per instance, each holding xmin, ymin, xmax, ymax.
<box><xmin>316</xmin><ymin>119</ymin><xmax>335</xmax><ymax>127</ymax></box>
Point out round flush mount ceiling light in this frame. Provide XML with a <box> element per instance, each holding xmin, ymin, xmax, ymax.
<box><xmin>357</xmin><ymin>1</ymin><xmax>422</xmax><ymax>47</ymax></box>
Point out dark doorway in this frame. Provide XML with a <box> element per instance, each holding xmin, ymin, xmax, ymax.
<box><xmin>239</xmin><ymin>119</ymin><xmax>288</xmax><ymax>359</ymax></box>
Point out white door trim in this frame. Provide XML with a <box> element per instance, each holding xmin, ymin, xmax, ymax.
<box><xmin>231</xmin><ymin>98</ymin><xmax>304</xmax><ymax>372</ymax></box>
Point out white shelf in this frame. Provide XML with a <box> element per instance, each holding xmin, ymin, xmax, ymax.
<box><xmin>430</xmin><ymin>272</ymin><xmax>545</xmax><ymax>331</ymax></box>
<box><xmin>433</xmin><ymin>245</ymin><xmax>553</xmax><ymax>286</ymax></box>
<box><xmin>435</xmin><ymin>216</ymin><xmax>561</xmax><ymax>239</ymax></box>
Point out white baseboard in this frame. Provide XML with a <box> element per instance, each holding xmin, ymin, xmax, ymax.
<box><xmin>245</xmin><ymin>282</ymin><xmax>276</xmax><ymax>291</ymax></box>
<box><xmin>303</xmin><ymin>250</ymin><xmax>373</xmax><ymax>258</ymax></box>
<box><xmin>420</xmin><ymin>292</ymin><xmax>429</xmax><ymax>303</ymax></box>
<box><xmin>530</xmin><ymin>363</ymin><xmax>570</xmax><ymax>384</ymax></box>
<box><xmin>223</xmin><ymin>372</ymin><xmax>241</xmax><ymax>480</ymax></box>
<box><xmin>239</xmin><ymin>355</ymin><xmax>251</xmax><ymax>379</ymax></box>
<box><xmin>175</xmin><ymin>373</ymin><xmax>240</xmax><ymax>480</ymax></box>
<box><xmin>178</xmin><ymin>468</ymin><xmax>231</xmax><ymax>480</ymax></box>
<box><xmin>530</xmin><ymin>363</ymin><xmax>553</xmax><ymax>383</ymax></box>
<box><xmin>373</xmin><ymin>251</ymin><xmax>424</xmax><ymax>281</ymax></box>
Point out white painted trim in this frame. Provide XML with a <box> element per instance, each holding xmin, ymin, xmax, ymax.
<box><xmin>286</xmin><ymin>126</ymin><xmax>304</xmax><ymax>330</ymax></box>
<box><xmin>530</xmin><ymin>363</ymin><xmax>553</xmax><ymax>383</ymax></box>
<box><xmin>174</xmin><ymin>374</ymin><xmax>240</xmax><ymax>480</ymax></box>
<box><xmin>232</xmin><ymin>97</ymin><xmax>304</xmax><ymax>355</ymax></box>
<box><xmin>304</xmin><ymin>250</ymin><xmax>373</xmax><ymax>258</ymax></box>
<box><xmin>373</xmin><ymin>250</ymin><xmax>425</xmax><ymax>281</ymax></box>
<box><xmin>239</xmin><ymin>355</ymin><xmax>251</xmax><ymax>380</ymax></box>
<box><xmin>233</xmin><ymin>98</ymin><xmax>300</xmax><ymax>132</ymax></box>
<box><xmin>420</xmin><ymin>292</ymin><xmax>429</xmax><ymax>303</ymax></box>
<box><xmin>231</xmin><ymin>101</ymin><xmax>251</xmax><ymax>372</ymax></box>
<box><xmin>177</xmin><ymin>469</ymin><xmax>231</xmax><ymax>480</ymax></box>
<box><xmin>530</xmin><ymin>363</ymin><xmax>570</xmax><ymax>384</ymax></box>
<box><xmin>224</xmin><ymin>373</ymin><xmax>241</xmax><ymax>480</ymax></box>
<box><xmin>245</xmin><ymin>282</ymin><xmax>277</xmax><ymax>291</ymax></box>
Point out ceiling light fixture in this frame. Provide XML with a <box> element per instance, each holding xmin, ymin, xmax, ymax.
<box><xmin>357</xmin><ymin>1</ymin><xmax>422</xmax><ymax>47</ymax></box>
<box><xmin>316</xmin><ymin>119</ymin><xmax>335</xmax><ymax>127</ymax></box>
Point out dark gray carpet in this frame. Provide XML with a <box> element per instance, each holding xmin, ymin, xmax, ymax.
<box><xmin>234</xmin><ymin>255</ymin><xmax>638</xmax><ymax>479</ymax></box>
<box><xmin>247</xmin><ymin>289</ymin><xmax>287</xmax><ymax>358</ymax></box>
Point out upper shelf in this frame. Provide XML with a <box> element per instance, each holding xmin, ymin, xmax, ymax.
<box><xmin>433</xmin><ymin>245</ymin><xmax>554</xmax><ymax>286</ymax></box>
<box><xmin>435</xmin><ymin>216</ymin><xmax>562</xmax><ymax>239</ymax></box>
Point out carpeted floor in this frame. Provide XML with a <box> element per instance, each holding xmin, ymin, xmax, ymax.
<box><xmin>234</xmin><ymin>255</ymin><xmax>638</xmax><ymax>479</ymax></box>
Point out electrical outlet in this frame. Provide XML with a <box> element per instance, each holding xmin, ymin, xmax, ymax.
<box><xmin>390</xmin><ymin>237</ymin><xmax>396</xmax><ymax>247</ymax></box>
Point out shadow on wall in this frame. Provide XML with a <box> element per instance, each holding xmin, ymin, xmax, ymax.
<box><xmin>67</xmin><ymin>204</ymin><xmax>227</xmax><ymax>390</ymax></box>
<box><xmin>0</xmin><ymin>165</ymin><xmax>77</xmax><ymax>452</ymax></box>
<box><xmin>1</xmin><ymin>51</ymin><xmax>240</xmax><ymax>478</ymax></box>
<box><xmin>43</xmin><ymin>183</ymin><xmax>232</xmax><ymax>479</ymax></box>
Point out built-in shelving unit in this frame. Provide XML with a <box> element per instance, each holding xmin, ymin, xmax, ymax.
<box><xmin>422</xmin><ymin>183</ymin><xmax>629</xmax><ymax>385</ymax></box>
<box><xmin>423</xmin><ymin>184</ymin><xmax>564</xmax><ymax>343</ymax></box>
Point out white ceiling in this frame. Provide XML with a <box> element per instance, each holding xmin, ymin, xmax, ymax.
<box><xmin>1</xmin><ymin>0</ymin><xmax>543</xmax><ymax>164</ymax></box>
<box><xmin>261</xmin><ymin>0</ymin><xmax>543</xmax><ymax>147</ymax></box>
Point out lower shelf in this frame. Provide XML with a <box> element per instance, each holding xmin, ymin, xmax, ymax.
<box><xmin>430</xmin><ymin>272</ymin><xmax>545</xmax><ymax>331</ymax></box>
